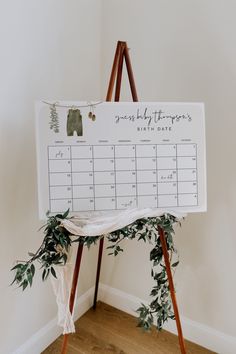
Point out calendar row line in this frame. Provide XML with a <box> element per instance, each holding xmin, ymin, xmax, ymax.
<box><xmin>50</xmin><ymin>181</ymin><xmax>197</xmax><ymax>186</ymax></box>
<box><xmin>48</xmin><ymin>156</ymin><xmax>197</xmax><ymax>173</ymax></box>
<box><xmin>49</xmin><ymin>194</ymin><xmax>198</xmax><ymax>213</ymax></box>
<box><xmin>50</xmin><ymin>193</ymin><xmax>197</xmax><ymax>199</ymax></box>
<box><xmin>49</xmin><ymin>156</ymin><xmax>197</xmax><ymax>160</ymax></box>
<box><xmin>48</xmin><ymin>144</ymin><xmax>197</xmax><ymax>159</ymax></box>
<box><xmin>49</xmin><ymin>169</ymin><xmax>197</xmax><ymax>185</ymax></box>
<box><xmin>49</xmin><ymin>181</ymin><xmax>197</xmax><ymax>199</ymax></box>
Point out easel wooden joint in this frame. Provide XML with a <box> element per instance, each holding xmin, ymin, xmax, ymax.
<box><xmin>61</xmin><ymin>41</ymin><xmax>186</xmax><ymax>354</ymax></box>
<box><xmin>106</xmin><ymin>41</ymin><xmax>138</xmax><ymax>102</ymax></box>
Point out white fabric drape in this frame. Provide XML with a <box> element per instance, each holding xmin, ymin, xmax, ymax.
<box><xmin>51</xmin><ymin>245</ymin><xmax>78</xmax><ymax>334</ymax></box>
<box><xmin>60</xmin><ymin>208</ymin><xmax>184</xmax><ymax>236</ymax></box>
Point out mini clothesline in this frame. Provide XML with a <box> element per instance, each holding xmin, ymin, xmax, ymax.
<box><xmin>43</xmin><ymin>100</ymin><xmax>103</xmax><ymax>109</ymax></box>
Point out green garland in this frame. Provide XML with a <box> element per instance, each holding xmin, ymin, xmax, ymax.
<box><xmin>11</xmin><ymin>210</ymin><xmax>180</xmax><ymax>331</ymax></box>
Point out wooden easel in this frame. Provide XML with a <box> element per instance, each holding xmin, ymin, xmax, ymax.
<box><xmin>61</xmin><ymin>41</ymin><xmax>186</xmax><ymax>354</ymax></box>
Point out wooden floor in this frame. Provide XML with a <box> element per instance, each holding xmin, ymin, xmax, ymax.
<box><xmin>42</xmin><ymin>302</ymin><xmax>216</xmax><ymax>354</ymax></box>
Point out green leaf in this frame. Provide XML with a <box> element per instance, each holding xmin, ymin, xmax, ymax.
<box><xmin>116</xmin><ymin>246</ymin><xmax>123</xmax><ymax>252</ymax></box>
<box><xmin>42</xmin><ymin>268</ymin><xmax>47</xmax><ymax>281</ymax></box>
<box><xmin>11</xmin><ymin>263</ymin><xmax>24</xmax><ymax>271</ymax></box>
<box><xmin>30</xmin><ymin>264</ymin><xmax>35</xmax><ymax>277</ymax></box>
<box><xmin>62</xmin><ymin>209</ymin><xmax>70</xmax><ymax>219</ymax></box>
<box><xmin>27</xmin><ymin>273</ymin><xmax>33</xmax><ymax>287</ymax></box>
<box><xmin>107</xmin><ymin>245</ymin><xmax>115</xmax><ymax>249</ymax></box>
<box><xmin>21</xmin><ymin>279</ymin><xmax>28</xmax><ymax>291</ymax></box>
<box><xmin>51</xmin><ymin>267</ymin><xmax>57</xmax><ymax>279</ymax></box>
<box><xmin>10</xmin><ymin>274</ymin><xmax>19</xmax><ymax>286</ymax></box>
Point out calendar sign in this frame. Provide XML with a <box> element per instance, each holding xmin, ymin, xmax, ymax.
<box><xmin>35</xmin><ymin>101</ymin><xmax>206</xmax><ymax>218</ymax></box>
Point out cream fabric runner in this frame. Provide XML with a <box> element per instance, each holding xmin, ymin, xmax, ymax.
<box><xmin>51</xmin><ymin>208</ymin><xmax>185</xmax><ymax>334</ymax></box>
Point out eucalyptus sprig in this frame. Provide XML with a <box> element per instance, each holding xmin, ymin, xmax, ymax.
<box><xmin>11</xmin><ymin>211</ymin><xmax>180</xmax><ymax>331</ymax></box>
<box><xmin>106</xmin><ymin>214</ymin><xmax>180</xmax><ymax>330</ymax></box>
<box><xmin>11</xmin><ymin>209</ymin><xmax>72</xmax><ymax>289</ymax></box>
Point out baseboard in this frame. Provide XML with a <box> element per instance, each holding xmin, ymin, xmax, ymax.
<box><xmin>12</xmin><ymin>284</ymin><xmax>236</xmax><ymax>354</ymax></box>
<box><xmin>98</xmin><ymin>283</ymin><xmax>236</xmax><ymax>354</ymax></box>
<box><xmin>12</xmin><ymin>287</ymin><xmax>95</xmax><ymax>354</ymax></box>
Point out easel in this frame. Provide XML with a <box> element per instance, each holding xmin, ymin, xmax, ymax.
<box><xmin>61</xmin><ymin>41</ymin><xmax>186</xmax><ymax>354</ymax></box>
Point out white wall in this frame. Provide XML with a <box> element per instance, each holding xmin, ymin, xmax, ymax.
<box><xmin>2</xmin><ymin>1</ymin><xmax>236</xmax><ymax>353</ymax></box>
<box><xmin>101</xmin><ymin>0</ymin><xmax>236</xmax><ymax>341</ymax></box>
<box><xmin>0</xmin><ymin>1</ymin><xmax>101</xmax><ymax>353</ymax></box>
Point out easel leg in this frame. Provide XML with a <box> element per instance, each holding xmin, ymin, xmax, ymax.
<box><xmin>61</xmin><ymin>242</ymin><xmax>84</xmax><ymax>354</ymax></box>
<box><xmin>158</xmin><ymin>226</ymin><xmax>187</xmax><ymax>354</ymax></box>
<box><xmin>123</xmin><ymin>45</ymin><xmax>138</xmax><ymax>101</ymax></box>
<box><xmin>93</xmin><ymin>237</ymin><xmax>104</xmax><ymax>309</ymax></box>
<box><xmin>115</xmin><ymin>42</ymin><xmax>125</xmax><ymax>101</ymax></box>
<box><xmin>106</xmin><ymin>42</ymin><xmax>121</xmax><ymax>101</ymax></box>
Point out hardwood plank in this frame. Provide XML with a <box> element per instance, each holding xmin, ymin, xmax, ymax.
<box><xmin>42</xmin><ymin>338</ymin><xmax>81</xmax><ymax>354</ymax></box>
<box><xmin>65</xmin><ymin>326</ymin><xmax>126</xmax><ymax>353</ymax></box>
<box><xmin>42</xmin><ymin>302</ymin><xmax>216</xmax><ymax>354</ymax></box>
<box><xmin>77</xmin><ymin>302</ymin><xmax>215</xmax><ymax>354</ymax></box>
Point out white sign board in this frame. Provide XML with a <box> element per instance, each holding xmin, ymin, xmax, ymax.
<box><xmin>36</xmin><ymin>101</ymin><xmax>206</xmax><ymax>219</ymax></box>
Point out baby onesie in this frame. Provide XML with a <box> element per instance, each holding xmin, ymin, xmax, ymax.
<box><xmin>67</xmin><ymin>109</ymin><xmax>83</xmax><ymax>136</ymax></box>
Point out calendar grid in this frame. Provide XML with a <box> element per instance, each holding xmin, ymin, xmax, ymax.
<box><xmin>48</xmin><ymin>144</ymin><xmax>198</xmax><ymax>213</ymax></box>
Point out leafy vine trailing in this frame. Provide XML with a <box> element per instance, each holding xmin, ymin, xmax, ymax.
<box><xmin>11</xmin><ymin>210</ymin><xmax>180</xmax><ymax>331</ymax></box>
